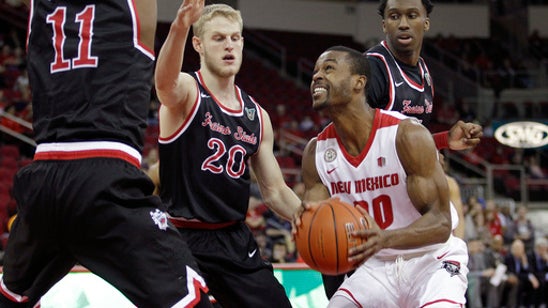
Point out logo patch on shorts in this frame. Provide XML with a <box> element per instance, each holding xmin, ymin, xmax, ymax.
<box><xmin>442</xmin><ymin>260</ymin><xmax>461</xmax><ymax>277</ymax></box>
<box><xmin>150</xmin><ymin>209</ymin><xmax>168</xmax><ymax>231</ymax></box>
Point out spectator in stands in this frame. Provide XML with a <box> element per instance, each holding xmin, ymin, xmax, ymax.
<box><xmin>510</xmin><ymin>205</ymin><xmax>537</xmax><ymax>254</ymax></box>
<box><xmin>528</xmin><ymin>236</ymin><xmax>548</xmax><ymax>307</ymax></box>
<box><xmin>485</xmin><ymin>199</ymin><xmax>504</xmax><ymax>239</ymax></box>
<box><xmin>484</xmin><ymin>234</ymin><xmax>509</xmax><ymax>308</ymax></box>
<box><xmin>466</xmin><ymin>238</ymin><xmax>491</xmax><ymax>307</ymax></box>
<box><xmin>504</xmin><ymin>239</ymin><xmax>540</xmax><ymax>307</ymax></box>
<box><xmin>525</xmin><ymin>153</ymin><xmax>546</xmax><ymax>179</ymax></box>
<box><xmin>270</xmin><ymin>239</ymin><xmax>295</xmax><ymax>264</ymax></box>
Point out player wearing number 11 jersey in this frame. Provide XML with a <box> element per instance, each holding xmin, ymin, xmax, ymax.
<box><xmin>0</xmin><ymin>0</ymin><xmax>212</xmax><ymax>307</ymax></box>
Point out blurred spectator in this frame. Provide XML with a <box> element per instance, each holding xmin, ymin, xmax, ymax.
<box><xmin>270</xmin><ymin>239</ymin><xmax>295</xmax><ymax>263</ymax></box>
<box><xmin>504</xmin><ymin>239</ymin><xmax>540</xmax><ymax>307</ymax></box>
<box><xmin>484</xmin><ymin>234</ymin><xmax>509</xmax><ymax>308</ymax></box>
<box><xmin>528</xmin><ymin>236</ymin><xmax>548</xmax><ymax>307</ymax></box>
<box><xmin>265</xmin><ymin>211</ymin><xmax>295</xmax><ymax>261</ymax></box>
<box><xmin>525</xmin><ymin>153</ymin><xmax>546</xmax><ymax>179</ymax></box>
<box><xmin>485</xmin><ymin>199</ymin><xmax>504</xmax><ymax>238</ymax></box>
<box><xmin>509</xmin><ymin>206</ymin><xmax>536</xmax><ymax>254</ymax></box>
<box><xmin>254</xmin><ymin>231</ymin><xmax>272</xmax><ymax>261</ymax></box>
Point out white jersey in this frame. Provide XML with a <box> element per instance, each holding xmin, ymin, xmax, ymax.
<box><xmin>316</xmin><ymin>109</ymin><xmax>447</xmax><ymax>258</ymax></box>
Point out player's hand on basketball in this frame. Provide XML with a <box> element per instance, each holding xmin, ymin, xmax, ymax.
<box><xmin>291</xmin><ymin>200</ymin><xmax>319</xmax><ymax>238</ymax></box>
<box><xmin>174</xmin><ymin>0</ymin><xmax>205</xmax><ymax>29</ymax></box>
<box><xmin>348</xmin><ymin>206</ymin><xmax>384</xmax><ymax>265</ymax></box>
<box><xmin>448</xmin><ymin>120</ymin><xmax>483</xmax><ymax>151</ymax></box>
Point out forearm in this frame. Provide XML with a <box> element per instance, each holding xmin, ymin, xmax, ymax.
<box><xmin>382</xmin><ymin>212</ymin><xmax>452</xmax><ymax>250</ymax></box>
<box><xmin>155</xmin><ymin>23</ymin><xmax>190</xmax><ymax>95</ymax></box>
<box><xmin>262</xmin><ymin>186</ymin><xmax>301</xmax><ymax>221</ymax></box>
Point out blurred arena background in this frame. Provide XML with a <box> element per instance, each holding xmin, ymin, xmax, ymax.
<box><xmin>1</xmin><ymin>0</ymin><xmax>548</xmax><ymax>307</ymax></box>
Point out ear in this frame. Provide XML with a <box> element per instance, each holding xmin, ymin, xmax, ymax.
<box><xmin>192</xmin><ymin>36</ymin><xmax>202</xmax><ymax>53</ymax></box>
<box><xmin>424</xmin><ymin>18</ymin><xmax>430</xmax><ymax>32</ymax></box>
<box><xmin>355</xmin><ymin>75</ymin><xmax>367</xmax><ymax>92</ymax></box>
<box><xmin>382</xmin><ymin>20</ymin><xmax>387</xmax><ymax>34</ymax></box>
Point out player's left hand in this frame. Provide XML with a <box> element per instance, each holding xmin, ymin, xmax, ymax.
<box><xmin>348</xmin><ymin>206</ymin><xmax>384</xmax><ymax>265</ymax></box>
<box><xmin>448</xmin><ymin>120</ymin><xmax>483</xmax><ymax>151</ymax></box>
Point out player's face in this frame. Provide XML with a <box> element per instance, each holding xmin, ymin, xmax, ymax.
<box><xmin>382</xmin><ymin>0</ymin><xmax>429</xmax><ymax>56</ymax></box>
<box><xmin>200</xmin><ymin>16</ymin><xmax>243</xmax><ymax>78</ymax></box>
<box><xmin>310</xmin><ymin>51</ymin><xmax>354</xmax><ymax>111</ymax></box>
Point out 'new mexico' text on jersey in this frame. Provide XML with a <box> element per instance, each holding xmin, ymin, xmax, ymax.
<box><xmin>366</xmin><ymin>40</ymin><xmax>434</xmax><ymax>124</ymax></box>
<box><xmin>158</xmin><ymin>71</ymin><xmax>262</xmax><ymax>223</ymax></box>
<box><xmin>315</xmin><ymin>109</ymin><xmax>446</xmax><ymax>258</ymax></box>
<box><xmin>27</xmin><ymin>0</ymin><xmax>154</xmax><ymax>151</ymax></box>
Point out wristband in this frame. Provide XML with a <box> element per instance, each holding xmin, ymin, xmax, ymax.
<box><xmin>433</xmin><ymin>131</ymin><xmax>449</xmax><ymax>150</ymax></box>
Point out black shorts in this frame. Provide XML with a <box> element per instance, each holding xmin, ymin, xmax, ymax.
<box><xmin>179</xmin><ymin>222</ymin><xmax>292</xmax><ymax>308</ymax></box>
<box><xmin>1</xmin><ymin>158</ymin><xmax>210</xmax><ymax>307</ymax></box>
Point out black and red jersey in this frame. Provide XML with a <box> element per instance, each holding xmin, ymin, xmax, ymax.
<box><xmin>365</xmin><ymin>40</ymin><xmax>434</xmax><ymax>124</ymax></box>
<box><xmin>158</xmin><ymin>71</ymin><xmax>263</xmax><ymax>223</ymax></box>
<box><xmin>27</xmin><ymin>0</ymin><xmax>154</xmax><ymax>151</ymax></box>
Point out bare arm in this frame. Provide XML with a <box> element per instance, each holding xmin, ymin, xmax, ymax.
<box><xmin>154</xmin><ymin>0</ymin><xmax>203</xmax><ymax>112</ymax></box>
<box><xmin>146</xmin><ymin>161</ymin><xmax>160</xmax><ymax>196</ymax></box>
<box><xmin>301</xmin><ymin>138</ymin><xmax>331</xmax><ymax>203</ymax></box>
<box><xmin>249</xmin><ymin>108</ymin><xmax>301</xmax><ymax>221</ymax></box>
<box><xmin>447</xmin><ymin>175</ymin><xmax>465</xmax><ymax>239</ymax></box>
<box><xmin>351</xmin><ymin>120</ymin><xmax>452</xmax><ymax>262</ymax></box>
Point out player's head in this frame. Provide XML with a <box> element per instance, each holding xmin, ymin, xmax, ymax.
<box><xmin>310</xmin><ymin>46</ymin><xmax>370</xmax><ymax>111</ymax></box>
<box><xmin>192</xmin><ymin>4</ymin><xmax>244</xmax><ymax>78</ymax></box>
<box><xmin>378</xmin><ymin>0</ymin><xmax>431</xmax><ymax>56</ymax></box>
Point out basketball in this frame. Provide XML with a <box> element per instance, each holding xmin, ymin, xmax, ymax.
<box><xmin>295</xmin><ymin>198</ymin><xmax>369</xmax><ymax>275</ymax></box>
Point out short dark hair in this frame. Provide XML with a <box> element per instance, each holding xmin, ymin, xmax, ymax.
<box><xmin>325</xmin><ymin>45</ymin><xmax>370</xmax><ymax>81</ymax></box>
<box><xmin>377</xmin><ymin>0</ymin><xmax>434</xmax><ymax>17</ymax></box>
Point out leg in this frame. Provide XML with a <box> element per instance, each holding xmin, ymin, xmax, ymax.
<box><xmin>322</xmin><ymin>273</ymin><xmax>347</xmax><ymax>299</ymax></box>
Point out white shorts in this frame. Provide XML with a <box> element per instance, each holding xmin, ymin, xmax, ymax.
<box><xmin>330</xmin><ymin>236</ymin><xmax>469</xmax><ymax>308</ymax></box>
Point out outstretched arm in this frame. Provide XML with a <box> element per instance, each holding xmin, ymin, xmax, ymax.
<box><xmin>249</xmin><ymin>108</ymin><xmax>301</xmax><ymax>221</ymax></box>
<box><xmin>433</xmin><ymin>120</ymin><xmax>483</xmax><ymax>151</ymax></box>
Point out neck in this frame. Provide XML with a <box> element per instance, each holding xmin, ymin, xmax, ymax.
<box><xmin>329</xmin><ymin>101</ymin><xmax>375</xmax><ymax>156</ymax></box>
<box><xmin>386</xmin><ymin>41</ymin><xmax>420</xmax><ymax>66</ymax></box>
<box><xmin>199</xmin><ymin>68</ymin><xmax>239</xmax><ymax>109</ymax></box>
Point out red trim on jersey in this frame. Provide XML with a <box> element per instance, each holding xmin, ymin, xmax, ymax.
<box><xmin>367</xmin><ymin>52</ymin><xmax>395</xmax><ymax>111</ymax></box>
<box><xmin>158</xmin><ymin>80</ymin><xmax>201</xmax><ymax>143</ymax></box>
<box><xmin>34</xmin><ymin>149</ymin><xmax>140</xmax><ymax>168</ymax></box>
<box><xmin>380</xmin><ymin>40</ymin><xmax>426</xmax><ymax>91</ymax></box>
<box><xmin>420</xmin><ymin>299</ymin><xmax>464</xmax><ymax>308</ymax></box>
<box><xmin>338</xmin><ymin>288</ymin><xmax>364</xmax><ymax>308</ymax></box>
<box><xmin>196</xmin><ymin>71</ymin><xmax>243</xmax><ymax>115</ymax></box>
<box><xmin>128</xmin><ymin>0</ymin><xmax>155</xmax><ymax>58</ymax></box>
<box><xmin>168</xmin><ymin>217</ymin><xmax>237</xmax><ymax>230</ymax></box>
<box><xmin>0</xmin><ymin>279</ymin><xmax>30</xmax><ymax>303</ymax></box>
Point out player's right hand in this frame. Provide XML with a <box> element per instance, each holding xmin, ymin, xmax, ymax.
<box><xmin>174</xmin><ymin>0</ymin><xmax>205</xmax><ymax>29</ymax></box>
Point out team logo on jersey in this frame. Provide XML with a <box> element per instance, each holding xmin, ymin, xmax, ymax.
<box><xmin>377</xmin><ymin>157</ymin><xmax>386</xmax><ymax>167</ymax></box>
<box><xmin>425</xmin><ymin>72</ymin><xmax>431</xmax><ymax>87</ymax></box>
<box><xmin>150</xmin><ymin>209</ymin><xmax>168</xmax><ymax>231</ymax></box>
<box><xmin>324</xmin><ymin>148</ymin><xmax>337</xmax><ymax>162</ymax></box>
<box><xmin>442</xmin><ymin>260</ymin><xmax>461</xmax><ymax>277</ymax></box>
<box><xmin>245</xmin><ymin>107</ymin><xmax>256</xmax><ymax>121</ymax></box>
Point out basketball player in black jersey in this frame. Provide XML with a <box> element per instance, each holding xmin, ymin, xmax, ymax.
<box><xmin>153</xmin><ymin>2</ymin><xmax>301</xmax><ymax>307</ymax></box>
<box><xmin>320</xmin><ymin>0</ymin><xmax>483</xmax><ymax>299</ymax></box>
<box><xmin>0</xmin><ymin>1</ymin><xmax>212</xmax><ymax>307</ymax></box>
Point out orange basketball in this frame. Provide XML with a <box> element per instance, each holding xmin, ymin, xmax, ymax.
<box><xmin>295</xmin><ymin>198</ymin><xmax>368</xmax><ymax>275</ymax></box>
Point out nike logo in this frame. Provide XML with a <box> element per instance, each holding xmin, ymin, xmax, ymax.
<box><xmin>200</xmin><ymin>93</ymin><xmax>210</xmax><ymax>98</ymax></box>
<box><xmin>436</xmin><ymin>251</ymin><xmax>449</xmax><ymax>260</ymax></box>
<box><xmin>327</xmin><ymin>168</ymin><xmax>337</xmax><ymax>174</ymax></box>
<box><xmin>395</xmin><ymin>81</ymin><xmax>404</xmax><ymax>87</ymax></box>
<box><xmin>248</xmin><ymin>248</ymin><xmax>257</xmax><ymax>258</ymax></box>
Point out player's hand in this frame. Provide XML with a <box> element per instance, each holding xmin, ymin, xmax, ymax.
<box><xmin>174</xmin><ymin>0</ymin><xmax>205</xmax><ymax>29</ymax></box>
<box><xmin>291</xmin><ymin>201</ymin><xmax>319</xmax><ymax>238</ymax></box>
<box><xmin>448</xmin><ymin>120</ymin><xmax>483</xmax><ymax>151</ymax></box>
<box><xmin>348</xmin><ymin>206</ymin><xmax>384</xmax><ymax>265</ymax></box>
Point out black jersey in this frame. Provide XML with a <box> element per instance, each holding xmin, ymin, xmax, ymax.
<box><xmin>27</xmin><ymin>0</ymin><xmax>154</xmax><ymax>151</ymax></box>
<box><xmin>158</xmin><ymin>71</ymin><xmax>262</xmax><ymax>223</ymax></box>
<box><xmin>365</xmin><ymin>40</ymin><xmax>434</xmax><ymax>124</ymax></box>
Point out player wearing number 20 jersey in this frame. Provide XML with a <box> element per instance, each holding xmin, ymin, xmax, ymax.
<box><xmin>158</xmin><ymin>71</ymin><xmax>262</xmax><ymax>223</ymax></box>
<box><xmin>316</xmin><ymin>109</ymin><xmax>446</xmax><ymax>258</ymax></box>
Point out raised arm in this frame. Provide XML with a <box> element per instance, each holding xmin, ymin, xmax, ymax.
<box><xmin>154</xmin><ymin>0</ymin><xmax>203</xmax><ymax>110</ymax></box>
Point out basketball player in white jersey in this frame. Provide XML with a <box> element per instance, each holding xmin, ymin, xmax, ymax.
<box><xmin>301</xmin><ymin>46</ymin><xmax>468</xmax><ymax>307</ymax></box>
